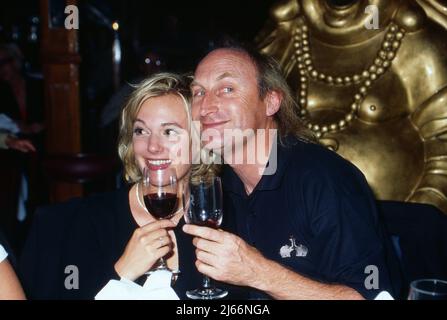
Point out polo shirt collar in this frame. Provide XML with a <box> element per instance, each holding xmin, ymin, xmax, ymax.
<box><xmin>222</xmin><ymin>135</ymin><xmax>297</xmax><ymax>196</ymax></box>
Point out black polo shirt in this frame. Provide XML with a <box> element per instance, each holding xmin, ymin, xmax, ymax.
<box><xmin>222</xmin><ymin>136</ymin><xmax>394</xmax><ymax>300</ymax></box>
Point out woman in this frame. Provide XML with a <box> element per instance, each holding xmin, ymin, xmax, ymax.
<box><xmin>0</xmin><ymin>243</ymin><xmax>26</xmax><ymax>300</ymax></box>
<box><xmin>20</xmin><ymin>73</ymin><xmax>241</xmax><ymax>299</ymax></box>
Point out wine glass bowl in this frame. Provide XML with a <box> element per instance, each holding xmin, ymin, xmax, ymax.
<box><xmin>185</xmin><ymin>176</ymin><xmax>228</xmax><ymax>300</ymax></box>
<box><xmin>408</xmin><ymin>279</ymin><xmax>447</xmax><ymax>300</ymax></box>
<box><xmin>185</xmin><ymin>185</ymin><xmax>223</xmax><ymax>229</ymax></box>
<box><xmin>143</xmin><ymin>191</ymin><xmax>178</xmax><ymax>220</ymax></box>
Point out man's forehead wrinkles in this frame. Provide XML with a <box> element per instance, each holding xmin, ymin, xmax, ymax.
<box><xmin>196</xmin><ymin>64</ymin><xmax>250</xmax><ymax>82</ymax></box>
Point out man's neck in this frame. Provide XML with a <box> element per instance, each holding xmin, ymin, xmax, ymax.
<box><xmin>225</xmin><ymin>123</ymin><xmax>278</xmax><ymax>195</ymax></box>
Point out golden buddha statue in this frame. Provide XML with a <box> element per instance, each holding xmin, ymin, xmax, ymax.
<box><xmin>256</xmin><ymin>0</ymin><xmax>447</xmax><ymax>213</ymax></box>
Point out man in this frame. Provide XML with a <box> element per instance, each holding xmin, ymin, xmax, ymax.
<box><xmin>183</xmin><ymin>45</ymin><xmax>396</xmax><ymax>300</ymax></box>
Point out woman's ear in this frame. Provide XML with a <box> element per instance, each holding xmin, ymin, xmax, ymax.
<box><xmin>265</xmin><ymin>90</ymin><xmax>283</xmax><ymax>117</ymax></box>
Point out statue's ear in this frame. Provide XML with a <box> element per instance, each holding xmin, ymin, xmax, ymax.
<box><xmin>271</xmin><ymin>0</ymin><xmax>300</xmax><ymax>22</ymax></box>
<box><xmin>265</xmin><ymin>90</ymin><xmax>283</xmax><ymax>117</ymax></box>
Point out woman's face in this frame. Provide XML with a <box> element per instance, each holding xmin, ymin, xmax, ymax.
<box><xmin>132</xmin><ymin>94</ymin><xmax>191</xmax><ymax>182</ymax></box>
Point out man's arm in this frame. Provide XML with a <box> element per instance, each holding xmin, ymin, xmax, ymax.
<box><xmin>183</xmin><ymin>225</ymin><xmax>364</xmax><ymax>300</ymax></box>
<box><xmin>254</xmin><ymin>254</ymin><xmax>364</xmax><ymax>300</ymax></box>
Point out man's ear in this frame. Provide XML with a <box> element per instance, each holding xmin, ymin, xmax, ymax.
<box><xmin>265</xmin><ymin>90</ymin><xmax>282</xmax><ymax>117</ymax></box>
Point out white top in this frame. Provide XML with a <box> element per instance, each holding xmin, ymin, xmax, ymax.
<box><xmin>0</xmin><ymin>244</ymin><xmax>8</xmax><ymax>263</ymax></box>
<box><xmin>95</xmin><ymin>270</ymin><xmax>179</xmax><ymax>300</ymax></box>
<box><xmin>374</xmin><ymin>291</ymin><xmax>394</xmax><ymax>300</ymax></box>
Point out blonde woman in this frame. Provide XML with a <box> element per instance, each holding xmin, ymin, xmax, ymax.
<box><xmin>20</xmin><ymin>73</ymin><xmax>239</xmax><ymax>299</ymax></box>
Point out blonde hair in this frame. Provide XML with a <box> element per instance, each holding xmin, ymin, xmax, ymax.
<box><xmin>118</xmin><ymin>73</ymin><xmax>191</xmax><ymax>183</ymax></box>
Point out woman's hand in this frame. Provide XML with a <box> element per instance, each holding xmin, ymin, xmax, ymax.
<box><xmin>114</xmin><ymin>219</ymin><xmax>175</xmax><ymax>281</ymax></box>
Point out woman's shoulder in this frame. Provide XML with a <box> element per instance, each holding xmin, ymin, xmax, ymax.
<box><xmin>34</xmin><ymin>187</ymin><xmax>130</xmax><ymax>226</ymax></box>
<box><xmin>77</xmin><ymin>187</ymin><xmax>130</xmax><ymax>211</ymax></box>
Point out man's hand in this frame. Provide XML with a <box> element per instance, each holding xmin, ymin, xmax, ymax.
<box><xmin>183</xmin><ymin>224</ymin><xmax>266</xmax><ymax>288</ymax></box>
<box><xmin>5</xmin><ymin>136</ymin><xmax>36</xmax><ymax>153</ymax></box>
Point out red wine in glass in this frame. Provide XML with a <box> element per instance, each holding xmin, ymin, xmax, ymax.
<box><xmin>144</xmin><ymin>193</ymin><xmax>178</xmax><ymax>219</ymax></box>
<box><xmin>194</xmin><ymin>219</ymin><xmax>220</xmax><ymax>229</ymax></box>
<box><xmin>187</xmin><ymin>209</ymin><xmax>222</xmax><ymax>229</ymax></box>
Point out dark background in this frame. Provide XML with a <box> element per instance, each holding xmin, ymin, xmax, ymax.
<box><xmin>0</xmin><ymin>0</ymin><xmax>276</xmax><ymax>152</ymax></box>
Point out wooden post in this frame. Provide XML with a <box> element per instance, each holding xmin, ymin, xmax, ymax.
<box><xmin>40</xmin><ymin>0</ymin><xmax>82</xmax><ymax>202</ymax></box>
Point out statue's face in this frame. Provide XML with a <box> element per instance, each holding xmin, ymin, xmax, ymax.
<box><xmin>301</xmin><ymin>0</ymin><xmax>398</xmax><ymax>44</ymax></box>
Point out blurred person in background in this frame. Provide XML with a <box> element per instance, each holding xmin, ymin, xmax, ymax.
<box><xmin>0</xmin><ymin>230</ymin><xmax>26</xmax><ymax>300</ymax></box>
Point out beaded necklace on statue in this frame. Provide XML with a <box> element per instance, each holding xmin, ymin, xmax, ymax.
<box><xmin>293</xmin><ymin>19</ymin><xmax>406</xmax><ymax>138</ymax></box>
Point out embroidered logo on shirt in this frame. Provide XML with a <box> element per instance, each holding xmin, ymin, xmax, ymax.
<box><xmin>279</xmin><ymin>236</ymin><xmax>308</xmax><ymax>258</ymax></box>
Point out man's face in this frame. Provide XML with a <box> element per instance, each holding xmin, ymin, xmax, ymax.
<box><xmin>191</xmin><ymin>49</ymin><xmax>267</xmax><ymax>151</ymax></box>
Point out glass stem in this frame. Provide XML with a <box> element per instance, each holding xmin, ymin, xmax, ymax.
<box><xmin>202</xmin><ymin>275</ymin><xmax>213</xmax><ymax>289</ymax></box>
<box><xmin>159</xmin><ymin>257</ymin><xmax>167</xmax><ymax>269</ymax></box>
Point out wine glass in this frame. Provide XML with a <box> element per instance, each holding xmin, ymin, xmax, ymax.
<box><xmin>184</xmin><ymin>176</ymin><xmax>228</xmax><ymax>300</ymax></box>
<box><xmin>408</xmin><ymin>279</ymin><xmax>447</xmax><ymax>300</ymax></box>
<box><xmin>142</xmin><ymin>165</ymin><xmax>179</xmax><ymax>272</ymax></box>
